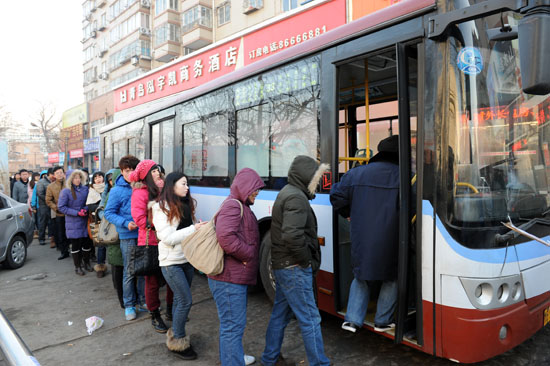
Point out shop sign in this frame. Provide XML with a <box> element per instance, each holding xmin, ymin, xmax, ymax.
<box><xmin>48</xmin><ymin>152</ymin><xmax>59</xmax><ymax>163</ymax></box>
<box><xmin>61</xmin><ymin>125</ymin><xmax>84</xmax><ymax>151</ymax></box>
<box><xmin>114</xmin><ymin>0</ymin><xmax>345</xmax><ymax>112</ymax></box>
<box><xmin>70</xmin><ymin>149</ymin><xmax>84</xmax><ymax>159</ymax></box>
<box><xmin>83</xmin><ymin>137</ymin><xmax>100</xmax><ymax>153</ymax></box>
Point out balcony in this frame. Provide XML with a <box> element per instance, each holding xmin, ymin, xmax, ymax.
<box><xmin>181</xmin><ymin>25</ymin><xmax>212</xmax><ymax>50</ymax></box>
<box><xmin>154</xmin><ymin>42</ymin><xmax>181</xmax><ymax>63</ymax></box>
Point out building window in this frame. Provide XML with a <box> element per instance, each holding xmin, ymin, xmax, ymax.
<box><xmin>100</xmin><ymin>13</ymin><xmax>107</xmax><ymax>28</ymax></box>
<box><xmin>109</xmin><ymin>12</ymin><xmax>149</xmax><ymax>45</ymax></box>
<box><xmin>83</xmin><ymin>45</ymin><xmax>95</xmax><ymax>63</ymax></box>
<box><xmin>244</xmin><ymin>0</ymin><xmax>263</xmax><ymax>10</ymax></box>
<box><xmin>217</xmin><ymin>2</ymin><xmax>230</xmax><ymax>26</ymax></box>
<box><xmin>182</xmin><ymin>5</ymin><xmax>212</xmax><ymax>33</ymax></box>
<box><xmin>155</xmin><ymin>0</ymin><xmax>178</xmax><ymax>15</ymax></box>
<box><xmin>154</xmin><ymin>23</ymin><xmax>180</xmax><ymax>47</ymax></box>
<box><xmin>108</xmin><ymin>40</ymin><xmax>151</xmax><ymax>71</ymax></box>
<box><xmin>282</xmin><ymin>0</ymin><xmax>298</xmax><ymax>12</ymax></box>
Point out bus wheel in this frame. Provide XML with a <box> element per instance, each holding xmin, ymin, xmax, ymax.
<box><xmin>260</xmin><ymin>230</ymin><xmax>275</xmax><ymax>303</ymax></box>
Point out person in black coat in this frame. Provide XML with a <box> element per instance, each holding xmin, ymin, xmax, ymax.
<box><xmin>330</xmin><ymin>135</ymin><xmax>400</xmax><ymax>333</ymax></box>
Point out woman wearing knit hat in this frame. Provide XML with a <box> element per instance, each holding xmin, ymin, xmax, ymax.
<box><xmin>130</xmin><ymin>160</ymin><xmax>173</xmax><ymax>333</ymax></box>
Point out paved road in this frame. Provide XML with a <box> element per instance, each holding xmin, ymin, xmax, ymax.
<box><xmin>2</xmin><ymin>241</ymin><xmax>550</xmax><ymax>366</ymax></box>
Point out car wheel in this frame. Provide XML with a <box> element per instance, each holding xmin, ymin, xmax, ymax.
<box><xmin>3</xmin><ymin>236</ymin><xmax>27</xmax><ymax>269</ymax></box>
<box><xmin>260</xmin><ymin>230</ymin><xmax>275</xmax><ymax>303</ymax></box>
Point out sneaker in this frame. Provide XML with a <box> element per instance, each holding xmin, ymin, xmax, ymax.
<box><xmin>125</xmin><ymin>307</ymin><xmax>137</xmax><ymax>321</ymax></box>
<box><xmin>244</xmin><ymin>354</ymin><xmax>256</xmax><ymax>365</ymax></box>
<box><xmin>374</xmin><ymin>322</ymin><xmax>396</xmax><ymax>332</ymax></box>
<box><xmin>341</xmin><ymin>321</ymin><xmax>359</xmax><ymax>333</ymax></box>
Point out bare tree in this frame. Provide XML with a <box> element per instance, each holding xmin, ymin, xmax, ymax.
<box><xmin>0</xmin><ymin>104</ymin><xmax>13</xmax><ymax>137</ymax></box>
<box><xmin>31</xmin><ymin>102</ymin><xmax>61</xmax><ymax>153</ymax></box>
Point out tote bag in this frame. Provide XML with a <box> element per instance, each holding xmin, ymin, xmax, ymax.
<box><xmin>181</xmin><ymin>199</ymin><xmax>243</xmax><ymax>276</ymax></box>
<box><xmin>89</xmin><ymin>207</ymin><xmax>119</xmax><ymax>246</ymax></box>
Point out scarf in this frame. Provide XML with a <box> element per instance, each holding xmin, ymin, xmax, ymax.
<box><xmin>86</xmin><ymin>183</ymin><xmax>105</xmax><ymax>205</ymax></box>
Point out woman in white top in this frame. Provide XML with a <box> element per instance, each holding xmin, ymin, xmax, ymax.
<box><xmin>152</xmin><ymin>172</ymin><xmax>207</xmax><ymax>360</ymax></box>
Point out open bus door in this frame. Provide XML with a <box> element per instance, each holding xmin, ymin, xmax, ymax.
<box><xmin>333</xmin><ymin>42</ymin><xmax>420</xmax><ymax>345</ymax></box>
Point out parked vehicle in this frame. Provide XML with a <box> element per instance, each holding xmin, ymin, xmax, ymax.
<box><xmin>0</xmin><ymin>191</ymin><xmax>34</xmax><ymax>269</ymax></box>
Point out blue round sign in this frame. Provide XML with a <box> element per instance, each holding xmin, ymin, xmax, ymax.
<box><xmin>457</xmin><ymin>47</ymin><xmax>483</xmax><ymax>75</ymax></box>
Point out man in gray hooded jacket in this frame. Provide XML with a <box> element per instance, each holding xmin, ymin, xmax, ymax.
<box><xmin>261</xmin><ymin>155</ymin><xmax>330</xmax><ymax>366</ymax></box>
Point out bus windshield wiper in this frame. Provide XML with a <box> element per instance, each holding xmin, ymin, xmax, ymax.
<box><xmin>495</xmin><ymin>216</ymin><xmax>550</xmax><ymax>245</ymax></box>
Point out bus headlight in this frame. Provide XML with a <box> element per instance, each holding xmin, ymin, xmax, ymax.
<box><xmin>461</xmin><ymin>275</ymin><xmax>524</xmax><ymax>310</ymax></box>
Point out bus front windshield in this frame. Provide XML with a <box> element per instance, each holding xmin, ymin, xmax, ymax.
<box><xmin>443</xmin><ymin>11</ymin><xmax>550</xmax><ymax>248</ymax></box>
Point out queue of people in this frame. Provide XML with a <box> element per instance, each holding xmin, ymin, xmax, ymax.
<box><xmin>13</xmin><ymin>139</ymin><xmax>403</xmax><ymax>366</ymax></box>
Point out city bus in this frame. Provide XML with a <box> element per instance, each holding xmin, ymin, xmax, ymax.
<box><xmin>100</xmin><ymin>0</ymin><xmax>550</xmax><ymax>362</ymax></box>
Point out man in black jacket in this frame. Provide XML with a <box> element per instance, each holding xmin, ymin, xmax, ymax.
<box><xmin>261</xmin><ymin>155</ymin><xmax>330</xmax><ymax>366</ymax></box>
<box><xmin>36</xmin><ymin>168</ymin><xmax>55</xmax><ymax>246</ymax></box>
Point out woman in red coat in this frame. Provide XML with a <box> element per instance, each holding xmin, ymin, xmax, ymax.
<box><xmin>129</xmin><ymin>159</ymin><xmax>173</xmax><ymax>333</ymax></box>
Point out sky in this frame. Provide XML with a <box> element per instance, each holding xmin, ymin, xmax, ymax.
<box><xmin>0</xmin><ymin>1</ymin><xmax>84</xmax><ymax>128</ymax></box>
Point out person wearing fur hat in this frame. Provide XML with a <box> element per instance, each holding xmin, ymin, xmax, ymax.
<box><xmin>330</xmin><ymin>134</ymin><xmax>400</xmax><ymax>334</ymax></box>
<box><xmin>261</xmin><ymin>156</ymin><xmax>330</xmax><ymax>366</ymax></box>
<box><xmin>129</xmin><ymin>159</ymin><xmax>173</xmax><ymax>334</ymax></box>
<box><xmin>87</xmin><ymin>171</ymin><xmax>107</xmax><ymax>277</ymax></box>
<box><xmin>58</xmin><ymin>169</ymin><xmax>91</xmax><ymax>276</ymax></box>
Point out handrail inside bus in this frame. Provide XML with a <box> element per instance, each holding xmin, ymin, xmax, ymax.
<box><xmin>0</xmin><ymin>308</ymin><xmax>39</xmax><ymax>366</ymax></box>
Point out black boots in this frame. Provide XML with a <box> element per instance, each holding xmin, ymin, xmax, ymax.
<box><xmin>166</xmin><ymin>329</ymin><xmax>197</xmax><ymax>360</ymax></box>
<box><xmin>151</xmin><ymin>309</ymin><xmax>168</xmax><ymax>333</ymax></box>
<box><xmin>82</xmin><ymin>249</ymin><xmax>94</xmax><ymax>272</ymax></box>
<box><xmin>72</xmin><ymin>252</ymin><xmax>85</xmax><ymax>276</ymax></box>
<box><xmin>165</xmin><ymin>303</ymin><xmax>173</xmax><ymax>321</ymax></box>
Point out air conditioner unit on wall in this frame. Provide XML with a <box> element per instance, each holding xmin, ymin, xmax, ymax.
<box><xmin>131</xmin><ymin>55</ymin><xmax>139</xmax><ymax>65</ymax></box>
<box><xmin>139</xmin><ymin>27</ymin><xmax>151</xmax><ymax>36</ymax></box>
<box><xmin>98</xmin><ymin>72</ymin><xmax>109</xmax><ymax>80</ymax></box>
<box><xmin>242</xmin><ymin>0</ymin><xmax>262</xmax><ymax>14</ymax></box>
<box><xmin>141</xmin><ymin>0</ymin><xmax>151</xmax><ymax>8</ymax></box>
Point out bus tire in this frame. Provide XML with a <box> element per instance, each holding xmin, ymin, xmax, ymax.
<box><xmin>260</xmin><ymin>229</ymin><xmax>276</xmax><ymax>303</ymax></box>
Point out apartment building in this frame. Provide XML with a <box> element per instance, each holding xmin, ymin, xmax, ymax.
<box><xmin>81</xmin><ymin>0</ymin><xmax>315</xmax><ymax>103</ymax></box>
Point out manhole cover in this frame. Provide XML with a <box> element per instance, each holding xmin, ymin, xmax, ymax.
<box><xmin>18</xmin><ymin>273</ymin><xmax>48</xmax><ymax>281</ymax></box>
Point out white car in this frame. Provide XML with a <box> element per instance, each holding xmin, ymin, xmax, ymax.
<box><xmin>0</xmin><ymin>191</ymin><xmax>34</xmax><ymax>269</ymax></box>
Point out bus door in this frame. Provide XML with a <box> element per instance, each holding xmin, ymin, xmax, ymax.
<box><xmin>333</xmin><ymin>43</ymin><xmax>420</xmax><ymax>344</ymax></box>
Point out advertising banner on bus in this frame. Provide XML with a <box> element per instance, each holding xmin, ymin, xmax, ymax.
<box><xmin>114</xmin><ymin>0</ymin><xmax>346</xmax><ymax>112</ymax></box>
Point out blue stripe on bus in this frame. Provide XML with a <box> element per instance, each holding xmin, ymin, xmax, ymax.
<box><xmin>190</xmin><ymin>186</ymin><xmax>332</xmax><ymax>206</ymax></box>
<box><xmin>423</xmin><ymin>200</ymin><xmax>550</xmax><ymax>263</ymax></box>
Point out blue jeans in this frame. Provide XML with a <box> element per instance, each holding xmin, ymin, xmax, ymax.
<box><xmin>208</xmin><ymin>278</ymin><xmax>248</xmax><ymax>366</ymax></box>
<box><xmin>345</xmin><ymin>277</ymin><xmax>398</xmax><ymax>326</ymax></box>
<box><xmin>97</xmin><ymin>246</ymin><xmax>106</xmax><ymax>265</ymax></box>
<box><xmin>261</xmin><ymin>267</ymin><xmax>330</xmax><ymax>366</ymax></box>
<box><xmin>120</xmin><ymin>239</ymin><xmax>145</xmax><ymax>308</ymax></box>
<box><xmin>161</xmin><ymin>263</ymin><xmax>194</xmax><ymax>339</ymax></box>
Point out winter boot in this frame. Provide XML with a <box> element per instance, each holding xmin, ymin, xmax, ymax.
<box><xmin>94</xmin><ymin>264</ymin><xmax>107</xmax><ymax>278</ymax></box>
<box><xmin>165</xmin><ymin>303</ymin><xmax>173</xmax><ymax>322</ymax></box>
<box><xmin>151</xmin><ymin>309</ymin><xmax>168</xmax><ymax>333</ymax></box>
<box><xmin>82</xmin><ymin>249</ymin><xmax>94</xmax><ymax>272</ymax></box>
<box><xmin>166</xmin><ymin>328</ymin><xmax>196</xmax><ymax>360</ymax></box>
<box><xmin>72</xmin><ymin>251</ymin><xmax>85</xmax><ymax>276</ymax></box>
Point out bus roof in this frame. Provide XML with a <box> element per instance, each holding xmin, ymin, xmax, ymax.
<box><xmin>102</xmin><ymin>0</ymin><xmax>435</xmax><ymax>135</ymax></box>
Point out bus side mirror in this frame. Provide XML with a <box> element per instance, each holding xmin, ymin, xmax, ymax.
<box><xmin>518</xmin><ymin>9</ymin><xmax>550</xmax><ymax>95</ymax></box>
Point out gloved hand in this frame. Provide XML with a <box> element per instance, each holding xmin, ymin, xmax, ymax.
<box><xmin>78</xmin><ymin>209</ymin><xmax>87</xmax><ymax>217</ymax></box>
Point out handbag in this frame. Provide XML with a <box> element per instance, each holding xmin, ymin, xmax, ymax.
<box><xmin>89</xmin><ymin>207</ymin><xmax>119</xmax><ymax>247</ymax></box>
<box><xmin>128</xmin><ymin>216</ymin><xmax>159</xmax><ymax>276</ymax></box>
<box><xmin>181</xmin><ymin>199</ymin><xmax>243</xmax><ymax>276</ymax></box>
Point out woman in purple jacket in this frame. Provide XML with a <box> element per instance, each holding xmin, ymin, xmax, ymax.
<box><xmin>58</xmin><ymin>170</ymin><xmax>90</xmax><ymax>276</ymax></box>
<box><xmin>208</xmin><ymin>168</ymin><xmax>265</xmax><ymax>366</ymax></box>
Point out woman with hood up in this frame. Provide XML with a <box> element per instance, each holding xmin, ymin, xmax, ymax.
<box><xmin>208</xmin><ymin>168</ymin><xmax>265</xmax><ymax>366</ymax></box>
<box><xmin>129</xmin><ymin>160</ymin><xmax>173</xmax><ymax>334</ymax></box>
<box><xmin>87</xmin><ymin>171</ymin><xmax>107</xmax><ymax>277</ymax></box>
<box><xmin>58</xmin><ymin>170</ymin><xmax>91</xmax><ymax>276</ymax></box>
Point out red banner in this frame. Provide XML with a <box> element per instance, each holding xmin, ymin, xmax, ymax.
<box><xmin>114</xmin><ymin>0</ymin><xmax>346</xmax><ymax>112</ymax></box>
<box><xmin>69</xmin><ymin>149</ymin><xmax>84</xmax><ymax>159</ymax></box>
<box><xmin>48</xmin><ymin>152</ymin><xmax>59</xmax><ymax>163</ymax></box>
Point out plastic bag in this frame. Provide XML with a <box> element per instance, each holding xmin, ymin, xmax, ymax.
<box><xmin>85</xmin><ymin>316</ymin><xmax>104</xmax><ymax>335</ymax></box>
